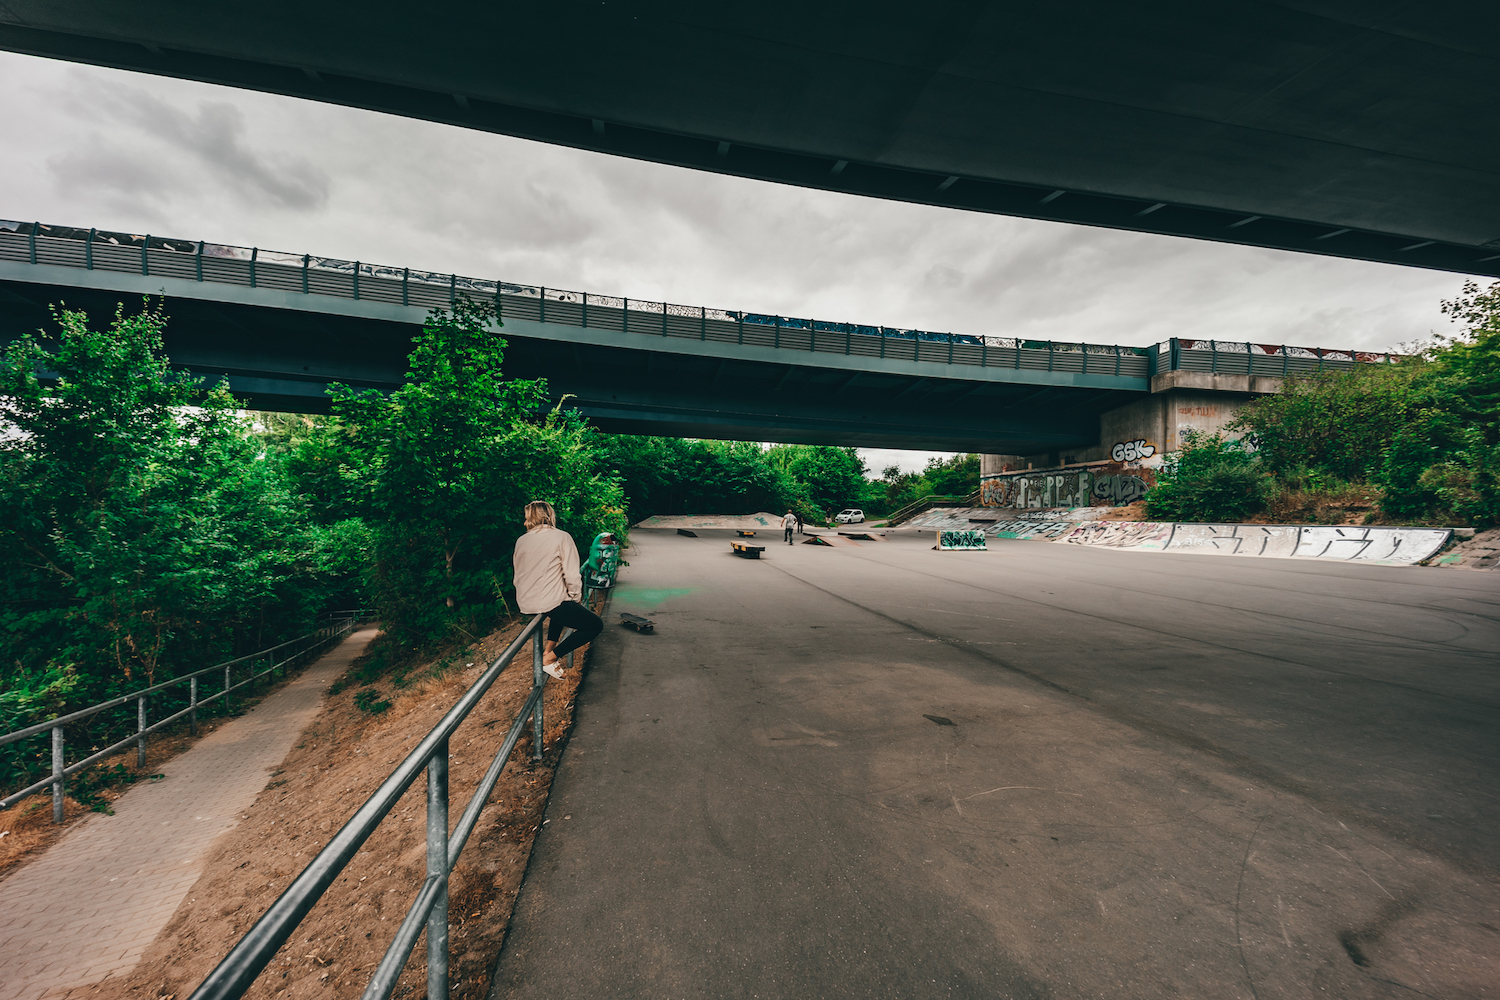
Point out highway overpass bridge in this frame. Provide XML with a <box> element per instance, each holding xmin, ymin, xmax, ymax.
<box><xmin>0</xmin><ymin>3</ymin><xmax>1498</xmax><ymax>279</ymax></box>
<box><xmin>0</xmin><ymin>221</ymin><xmax>1382</xmax><ymax>454</ymax></box>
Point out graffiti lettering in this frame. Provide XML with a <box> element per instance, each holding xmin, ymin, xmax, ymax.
<box><xmin>1061</xmin><ymin>521</ymin><xmax>1173</xmax><ymax>549</ymax></box>
<box><xmin>939</xmin><ymin>530</ymin><xmax>987</xmax><ymax>550</ymax></box>
<box><xmin>1091</xmin><ymin>474</ymin><xmax>1149</xmax><ymax>505</ymax></box>
<box><xmin>1110</xmin><ymin>439</ymin><xmax>1156</xmax><ymax>462</ymax></box>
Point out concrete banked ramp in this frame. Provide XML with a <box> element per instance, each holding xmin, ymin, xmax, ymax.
<box><xmin>905</xmin><ymin>508</ymin><xmax>1452</xmax><ymax>565</ymax></box>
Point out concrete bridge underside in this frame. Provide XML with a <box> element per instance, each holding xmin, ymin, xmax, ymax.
<box><xmin>0</xmin><ymin>266</ymin><xmax>1135</xmax><ymax>454</ymax></box>
<box><xmin>2</xmin><ymin>3</ymin><xmax>1498</xmax><ymax>277</ymax></box>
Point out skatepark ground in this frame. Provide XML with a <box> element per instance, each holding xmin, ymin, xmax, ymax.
<box><xmin>490</xmin><ymin>527</ymin><xmax>1499</xmax><ymax>999</ymax></box>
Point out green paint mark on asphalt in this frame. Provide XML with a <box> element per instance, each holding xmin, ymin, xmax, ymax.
<box><xmin>611</xmin><ymin>586</ymin><xmax>693</xmax><ymax>607</ymax></box>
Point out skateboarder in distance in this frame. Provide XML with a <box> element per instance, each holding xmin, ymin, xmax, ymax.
<box><xmin>513</xmin><ymin>500</ymin><xmax>604</xmax><ymax>679</ymax></box>
<box><xmin>782</xmin><ymin>510</ymin><xmax>797</xmax><ymax>544</ymax></box>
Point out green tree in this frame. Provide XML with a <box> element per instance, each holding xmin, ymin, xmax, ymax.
<box><xmin>332</xmin><ymin>299</ymin><xmax>625</xmax><ymax>645</ymax></box>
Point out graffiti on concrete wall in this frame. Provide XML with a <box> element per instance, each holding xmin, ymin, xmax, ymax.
<box><xmin>1166</xmin><ymin>524</ymin><xmax>1298</xmax><ymax>557</ymax></box>
<box><xmin>1060</xmin><ymin>521</ymin><xmax>1174</xmax><ymax>549</ymax></box>
<box><xmin>983</xmin><ymin>466</ymin><xmax>1156</xmax><ymax>508</ymax></box>
<box><xmin>938</xmin><ymin>530</ymin><xmax>988</xmax><ymax>550</ymax></box>
<box><xmin>980</xmin><ymin>470</ymin><xmax>1095</xmax><ymax>509</ymax></box>
<box><xmin>1056</xmin><ymin>522</ymin><xmax>1451</xmax><ymax>565</ymax></box>
<box><xmin>991</xmin><ymin>519</ymin><xmax>1081</xmax><ymax>539</ymax></box>
<box><xmin>1091</xmin><ymin>474</ymin><xmax>1150</xmax><ymax>505</ymax></box>
<box><xmin>1110</xmin><ymin>439</ymin><xmax>1156</xmax><ymax>462</ymax></box>
<box><xmin>1294</xmin><ymin>526</ymin><xmax>1450</xmax><ymax>563</ymax></box>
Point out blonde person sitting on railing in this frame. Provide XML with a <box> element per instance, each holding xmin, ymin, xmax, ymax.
<box><xmin>512</xmin><ymin>501</ymin><xmax>603</xmax><ymax>680</ymax></box>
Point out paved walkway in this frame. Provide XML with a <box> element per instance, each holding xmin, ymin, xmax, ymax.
<box><xmin>492</xmin><ymin>529</ymin><xmax>1499</xmax><ymax>999</ymax></box>
<box><xmin>0</xmin><ymin>627</ymin><xmax>378</xmax><ymax>1000</ymax></box>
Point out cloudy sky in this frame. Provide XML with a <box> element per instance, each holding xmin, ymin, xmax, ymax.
<box><xmin>0</xmin><ymin>52</ymin><xmax>1471</xmax><ymax>473</ymax></box>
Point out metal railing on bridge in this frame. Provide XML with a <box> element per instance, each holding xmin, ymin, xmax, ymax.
<box><xmin>0</xmin><ymin>220</ymin><xmax>1398</xmax><ymax>383</ymax></box>
<box><xmin>0</xmin><ymin>613</ymin><xmax>370</xmax><ymax>823</ymax></box>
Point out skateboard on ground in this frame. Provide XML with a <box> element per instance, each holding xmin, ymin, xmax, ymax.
<box><xmin>619</xmin><ymin>612</ymin><xmax>656</xmax><ymax>633</ymax></box>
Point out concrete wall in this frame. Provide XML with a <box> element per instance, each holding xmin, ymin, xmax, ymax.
<box><xmin>980</xmin><ymin>373</ymin><xmax>1277</xmax><ymax>504</ymax></box>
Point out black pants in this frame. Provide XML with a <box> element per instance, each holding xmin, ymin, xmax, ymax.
<box><xmin>785</xmin><ymin>526</ymin><xmax>794</xmax><ymax>543</ymax></box>
<box><xmin>547</xmin><ymin>600</ymin><xmax>603</xmax><ymax>658</ymax></box>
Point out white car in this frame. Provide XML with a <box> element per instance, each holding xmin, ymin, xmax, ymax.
<box><xmin>834</xmin><ymin>508</ymin><xmax>865</xmax><ymax>524</ymax></box>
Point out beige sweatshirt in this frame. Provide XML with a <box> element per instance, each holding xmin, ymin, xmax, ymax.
<box><xmin>512</xmin><ymin>525</ymin><xmax>582</xmax><ymax>614</ymax></box>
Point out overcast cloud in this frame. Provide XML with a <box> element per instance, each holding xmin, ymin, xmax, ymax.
<box><xmin>0</xmin><ymin>52</ymin><xmax>1472</xmax><ymax>473</ymax></box>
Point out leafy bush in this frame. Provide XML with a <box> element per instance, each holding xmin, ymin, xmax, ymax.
<box><xmin>321</xmin><ymin>299</ymin><xmax>627</xmax><ymax>648</ymax></box>
<box><xmin>1144</xmin><ymin>432</ymin><xmax>1273</xmax><ymax>522</ymax></box>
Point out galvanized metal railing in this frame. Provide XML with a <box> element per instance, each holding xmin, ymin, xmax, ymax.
<box><xmin>189</xmin><ymin>593</ymin><xmax>591</xmax><ymax>1000</ymax></box>
<box><xmin>1148</xmin><ymin>337</ymin><xmax>1402</xmax><ymax>378</ymax></box>
<box><xmin>0</xmin><ymin>220</ymin><xmax>1399</xmax><ymax>383</ymax></box>
<box><xmin>0</xmin><ymin>616</ymin><xmax>365</xmax><ymax>822</ymax></box>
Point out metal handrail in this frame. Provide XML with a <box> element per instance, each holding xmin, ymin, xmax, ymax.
<box><xmin>0</xmin><ymin>616</ymin><xmax>366</xmax><ymax>821</ymax></box>
<box><xmin>189</xmin><ymin>592</ymin><xmax>590</xmax><ymax>1000</ymax></box>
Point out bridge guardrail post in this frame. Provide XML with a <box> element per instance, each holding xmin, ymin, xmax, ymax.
<box><xmin>86</xmin><ymin>228</ymin><xmax>94</xmax><ymax>270</ymax></box>
<box><xmin>250</xmin><ymin>248</ymin><xmax>257</xmax><ymax>289</ymax></box>
<box><xmin>198</xmin><ymin>241</ymin><xmax>205</xmax><ymax>281</ymax></box>
<box><xmin>426</xmin><ymin>736</ymin><xmax>450</xmax><ymax>1000</ymax></box>
<box><xmin>29</xmin><ymin>221</ymin><xmax>37</xmax><ymax>264</ymax></box>
<box><xmin>52</xmin><ymin>726</ymin><xmax>64</xmax><ymax>824</ymax></box>
<box><xmin>531</xmin><ymin>636</ymin><xmax>544</xmax><ymax>760</ymax></box>
<box><xmin>142</xmin><ymin>235</ymin><xmax>150</xmax><ymax>276</ymax></box>
<box><xmin>137</xmin><ymin>695</ymin><xmax>148</xmax><ymax>768</ymax></box>
<box><xmin>190</xmin><ymin>676</ymin><xmax>199</xmax><ymax>736</ymax></box>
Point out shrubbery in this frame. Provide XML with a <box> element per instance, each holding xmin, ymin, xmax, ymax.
<box><xmin>1146</xmin><ymin>281</ymin><xmax>1499</xmax><ymax>528</ymax></box>
<box><xmin>1144</xmin><ymin>432</ymin><xmax>1274</xmax><ymax>522</ymax></box>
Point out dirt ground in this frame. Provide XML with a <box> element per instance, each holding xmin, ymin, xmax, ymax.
<box><xmin>87</xmin><ymin>616</ymin><xmax>589</xmax><ymax>1000</ymax></box>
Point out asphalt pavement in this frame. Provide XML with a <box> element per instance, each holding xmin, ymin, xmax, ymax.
<box><xmin>490</xmin><ymin>527</ymin><xmax>1500</xmax><ymax>999</ymax></box>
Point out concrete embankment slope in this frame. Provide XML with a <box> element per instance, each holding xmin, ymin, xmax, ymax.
<box><xmin>906</xmin><ymin>507</ymin><xmax>1453</xmax><ymax>565</ymax></box>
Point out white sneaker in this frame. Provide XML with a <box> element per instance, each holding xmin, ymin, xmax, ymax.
<box><xmin>543</xmin><ymin>661</ymin><xmax>565</xmax><ymax>680</ymax></box>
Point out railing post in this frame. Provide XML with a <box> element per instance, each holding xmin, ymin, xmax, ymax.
<box><xmin>846</xmin><ymin>326</ymin><xmax>852</xmax><ymax>356</ymax></box>
<box><xmin>662</xmin><ymin>300</ymin><xmax>667</xmax><ymax>337</ymax></box>
<box><xmin>225</xmin><ymin>663</ymin><xmax>233</xmax><ymax>714</ymax></box>
<box><xmin>142</xmin><ymin>235</ymin><xmax>150</xmax><ymax>276</ymax></box>
<box><xmin>1082</xmin><ymin>342</ymin><xmax>1088</xmax><ymax>374</ymax></box>
<box><xmin>1246</xmin><ymin>341</ymin><xmax>1253</xmax><ymax>375</ymax></box>
<box><xmin>737</xmin><ymin>309</ymin><xmax>743</xmax><ymax>345</ymax></box>
<box><xmin>622</xmin><ymin>296</ymin><xmax>628</xmax><ymax>334</ymax></box>
<box><xmin>138</xmin><ymin>695</ymin><xmax>148</xmax><ymax>768</ymax></box>
<box><xmin>947</xmin><ymin>333</ymin><xmax>954</xmax><ymax>365</ymax></box>
<box><xmin>532</xmin><ymin>635</ymin><xmax>544</xmax><ymax>760</ymax></box>
<box><xmin>86</xmin><ymin>228</ymin><xmax>95</xmax><ymax>269</ymax></box>
<box><xmin>250</xmin><ymin>248</ymin><xmax>257</xmax><ymax>288</ymax></box>
<box><xmin>700</xmin><ymin>305</ymin><xmax>706</xmax><ymax>340</ymax></box>
<box><xmin>303</xmin><ymin>254</ymin><xmax>310</xmax><ymax>293</ymax></box>
<box><xmin>1282</xmin><ymin>344</ymin><xmax>1288</xmax><ymax>376</ymax></box>
<box><xmin>402</xmin><ymin>266</ymin><xmax>408</xmax><ymax>305</ymax></box>
<box><xmin>1114</xmin><ymin>343</ymin><xmax>1121</xmax><ymax>376</ymax></box>
<box><xmin>1047</xmin><ymin>340</ymin><xmax>1054</xmax><ymax>372</ymax></box>
<box><xmin>774</xmin><ymin>316</ymin><xmax>781</xmax><ymax>350</ymax></box>
<box><xmin>52</xmin><ymin>726</ymin><xmax>64</xmax><ymax>824</ymax></box>
<box><xmin>1211</xmin><ymin>339</ymin><xmax>1218</xmax><ymax>374</ymax></box>
<box><xmin>197</xmin><ymin>241</ymin><xmax>205</xmax><ymax>281</ymax></box>
<box><xmin>353</xmin><ymin>261</ymin><xmax>361</xmax><ymax>300</ymax></box>
<box><xmin>539</xmin><ymin>286</ymin><xmax>546</xmax><ymax>323</ymax></box>
<box><xmin>190</xmin><ymin>675</ymin><xmax>198</xmax><ymax>736</ymax></box>
<box><xmin>29</xmin><ymin>221</ymin><xmax>37</xmax><ymax>264</ymax></box>
<box><xmin>582</xmin><ymin>291</ymin><xmax>589</xmax><ymax>328</ymax></box>
<box><xmin>450</xmin><ymin>273</ymin><xmax>457</xmax><ymax>307</ymax></box>
<box><xmin>426</xmin><ymin>737</ymin><xmax>450</xmax><ymax>1000</ymax></box>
